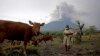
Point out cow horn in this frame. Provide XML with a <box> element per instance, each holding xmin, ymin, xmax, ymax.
<box><xmin>41</xmin><ymin>23</ymin><xmax>45</xmax><ymax>26</ymax></box>
<box><xmin>29</xmin><ymin>20</ymin><xmax>34</xmax><ymax>25</ymax></box>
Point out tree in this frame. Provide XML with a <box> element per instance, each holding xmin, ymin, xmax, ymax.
<box><xmin>76</xmin><ymin>21</ymin><xmax>85</xmax><ymax>43</ymax></box>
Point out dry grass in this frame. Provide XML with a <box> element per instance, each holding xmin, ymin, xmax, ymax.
<box><xmin>0</xmin><ymin>33</ymin><xmax>100</xmax><ymax>56</ymax></box>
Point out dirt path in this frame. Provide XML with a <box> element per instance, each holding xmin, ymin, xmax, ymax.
<box><xmin>40</xmin><ymin>41</ymin><xmax>100</xmax><ymax>56</ymax></box>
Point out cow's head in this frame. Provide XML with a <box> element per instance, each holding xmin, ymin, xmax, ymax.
<box><xmin>29</xmin><ymin>20</ymin><xmax>45</xmax><ymax>35</ymax></box>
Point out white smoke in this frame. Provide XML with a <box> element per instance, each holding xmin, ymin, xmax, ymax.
<box><xmin>49</xmin><ymin>0</ymin><xmax>100</xmax><ymax>29</ymax></box>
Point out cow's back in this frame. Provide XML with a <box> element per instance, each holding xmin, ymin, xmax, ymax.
<box><xmin>0</xmin><ymin>20</ymin><xmax>32</xmax><ymax>41</ymax></box>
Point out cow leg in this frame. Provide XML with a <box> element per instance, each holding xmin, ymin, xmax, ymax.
<box><xmin>0</xmin><ymin>32</ymin><xmax>5</xmax><ymax>55</ymax></box>
<box><xmin>9</xmin><ymin>40</ymin><xmax>15</xmax><ymax>48</ymax></box>
<box><xmin>0</xmin><ymin>43</ymin><xmax>4</xmax><ymax>55</ymax></box>
<box><xmin>17</xmin><ymin>41</ymin><xmax>21</xmax><ymax>45</ymax></box>
<box><xmin>23</xmin><ymin>41</ymin><xmax>27</xmax><ymax>56</ymax></box>
<box><xmin>50</xmin><ymin>38</ymin><xmax>53</xmax><ymax>45</ymax></box>
<box><xmin>0</xmin><ymin>42</ymin><xmax>3</xmax><ymax>52</ymax></box>
<box><xmin>11</xmin><ymin>40</ymin><xmax>15</xmax><ymax>46</ymax></box>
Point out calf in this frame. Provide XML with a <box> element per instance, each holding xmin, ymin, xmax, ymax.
<box><xmin>38</xmin><ymin>33</ymin><xmax>54</xmax><ymax>43</ymax></box>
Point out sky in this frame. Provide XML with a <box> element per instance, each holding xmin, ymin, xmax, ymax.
<box><xmin>0</xmin><ymin>0</ymin><xmax>62</xmax><ymax>24</ymax></box>
<box><xmin>0</xmin><ymin>0</ymin><xmax>100</xmax><ymax>30</ymax></box>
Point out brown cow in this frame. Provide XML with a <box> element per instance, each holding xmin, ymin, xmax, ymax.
<box><xmin>0</xmin><ymin>20</ymin><xmax>44</xmax><ymax>56</ymax></box>
<box><xmin>38</xmin><ymin>33</ymin><xmax>54</xmax><ymax>43</ymax></box>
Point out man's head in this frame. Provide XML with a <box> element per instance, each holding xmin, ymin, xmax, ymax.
<box><xmin>65</xmin><ymin>25</ymin><xmax>69</xmax><ymax>30</ymax></box>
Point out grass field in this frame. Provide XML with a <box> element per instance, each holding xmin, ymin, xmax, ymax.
<box><xmin>0</xmin><ymin>33</ymin><xmax>100</xmax><ymax>56</ymax></box>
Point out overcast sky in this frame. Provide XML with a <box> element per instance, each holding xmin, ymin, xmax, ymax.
<box><xmin>0</xmin><ymin>0</ymin><xmax>62</xmax><ymax>24</ymax></box>
<box><xmin>0</xmin><ymin>0</ymin><xmax>100</xmax><ymax>29</ymax></box>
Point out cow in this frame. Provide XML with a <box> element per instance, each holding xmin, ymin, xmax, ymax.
<box><xmin>0</xmin><ymin>20</ymin><xmax>45</xmax><ymax>56</ymax></box>
<box><xmin>37</xmin><ymin>33</ymin><xmax>54</xmax><ymax>44</ymax></box>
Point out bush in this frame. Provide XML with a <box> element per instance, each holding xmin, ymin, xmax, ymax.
<box><xmin>4</xmin><ymin>46</ymin><xmax>40</xmax><ymax>56</ymax></box>
<box><xmin>83</xmin><ymin>26</ymin><xmax>97</xmax><ymax>35</ymax></box>
<box><xmin>26</xmin><ymin>48</ymin><xmax>40</xmax><ymax>56</ymax></box>
<box><xmin>71</xmin><ymin>36</ymin><xmax>81</xmax><ymax>44</ymax></box>
<box><xmin>5</xmin><ymin>47</ymin><xmax>23</xmax><ymax>56</ymax></box>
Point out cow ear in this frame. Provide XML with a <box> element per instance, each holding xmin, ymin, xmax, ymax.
<box><xmin>29</xmin><ymin>20</ymin><xmax>34</xmax><ymax>25</ymax></box>
<box><xmin>41</xmin><ymin>23</ymin><xmax>45</xmax><ymax>26</ymax></box>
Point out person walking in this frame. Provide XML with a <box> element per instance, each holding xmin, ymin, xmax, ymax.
<box><xmin>63</xmin><ymin>25</ymin><xmax>73</xmax><ymax>51</ymax></box>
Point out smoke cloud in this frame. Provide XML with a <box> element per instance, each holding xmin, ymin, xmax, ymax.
<box><xmin>49</xmin><ymin>0</ymin><xmax>100</xmax><ymax>29</ymax></box>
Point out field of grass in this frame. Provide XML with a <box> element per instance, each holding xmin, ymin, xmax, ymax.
<box><xmin>0</xmin><ymin>33</ymin><xmax>100</xmax><ymax>56</ymax></box>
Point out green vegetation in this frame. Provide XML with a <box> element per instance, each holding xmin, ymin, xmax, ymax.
<box><xmin>83</xmin><ymin>26</ymin><xmax>97</xmax><ymax>35</ymax></box>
